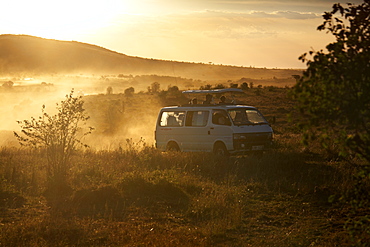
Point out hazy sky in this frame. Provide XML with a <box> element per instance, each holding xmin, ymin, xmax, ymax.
<box><xmin>0</xmin><ymin>0</ymin><xmax>364</xmax><ymax>68</ymax></box>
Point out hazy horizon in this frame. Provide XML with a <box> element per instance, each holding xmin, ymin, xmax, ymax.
<box><xmin>0</xmin><ymin>0</ymin><xmax>363</xmax><ymax>69</ymax></box>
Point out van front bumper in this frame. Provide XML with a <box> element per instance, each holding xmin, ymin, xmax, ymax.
<box><xmin>233</xmin><ymin>132</ymin><xmax>273</xmax><ymax>152</ymax></box>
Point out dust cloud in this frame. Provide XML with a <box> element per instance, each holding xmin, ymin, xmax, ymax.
<box><xmin>0</xmin><ymin>74</ymin><xmax>165</xmax><ymax>150</ymax></box>
<box><xmin>82</xmin><ymin>92</ymin><xmax>162</xmax><ymax>150</ymax></box>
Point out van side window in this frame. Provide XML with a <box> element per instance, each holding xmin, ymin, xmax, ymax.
<box><xmin>159</xmin><ymin>111</ymin><xmax>185</xmax><ymax>127</ymax></box>
<box><xmin>212</xmin><ymin>110</ymin><xmax>231</xmax><ymax>126</ymax></box>
<box><xmin>185</xmin><ymin>111</ymin><xmax>209</xmax><ymax>127</ymax></box>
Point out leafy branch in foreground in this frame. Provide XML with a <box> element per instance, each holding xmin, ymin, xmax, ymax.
<box><xmin>292</xmin><ymin>0</ymin><xmax>370</xmax><ymax>162</ymax></box>
<box><xmin>291</xmin><ymin>1</ymin><xmax>370</xmax><ymax>245</ymax></box>
<box><xmin>14</xmin><ymin>89</ymin><xmax>93</xmax><ymax>182</ymax></box>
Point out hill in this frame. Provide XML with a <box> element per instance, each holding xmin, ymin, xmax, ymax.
<box><xmin>0</xmin><ymin>34</ymin><xmax>301</xmax><ymax>84</ymax></box>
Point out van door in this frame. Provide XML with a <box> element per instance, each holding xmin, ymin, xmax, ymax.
<box><xmin>206</xmin><ymin>109</ymin><xmax>234</xmax><ymax>151</ymax></box>
<box><xmin>183</xmin><ymin>110</ymin><xmax>210</xmax><ymax>151</ymax></box>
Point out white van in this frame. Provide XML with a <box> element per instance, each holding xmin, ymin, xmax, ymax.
<box><xmin>155</xmin><ymin>89</ymin><xmax>273</xmax><ymax>155</ymax></box>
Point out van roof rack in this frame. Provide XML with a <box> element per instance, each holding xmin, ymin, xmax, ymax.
<box><xmin>182</xmin><ymin>88</ymin><xmax>244</xmax><ymax>106</ymax></box>
<box><xmin>180</xmin><ymin>103</ymin><xmax>241</xmax><ymax>107</ymax></box>
<box><xmin>182</xmin><ymin>88</ymin><xmax>243</xmax><ymax>94</ymax></box>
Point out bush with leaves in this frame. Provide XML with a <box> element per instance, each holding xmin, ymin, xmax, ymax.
<box><xmin>124</xmin><ymin>86</ymin><xmax>135</xmax><ymax>96</ymax></box>
<box><xmin>291</xmin><ymin>1</ymin><xmax>370</xmax><ymax>245</ymax></box>
<box><xmin>14</xmin><ymin>90</ymin><xmax>93</xmax><ymax>184</ymax></box>
<box><xmin>292</xmin><ymin>0</ymin><xmax>370</xmax><ymax>161</ymax></box>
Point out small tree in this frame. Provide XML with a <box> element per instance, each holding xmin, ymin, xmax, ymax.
<box><xmin>151</xmin><ymin>82</ymin><xmax>160</xmax><ymax>93</ymax></box>
<box><xmin>106</xmin><ymin>86</ymin><xmax>113</xmax><ymax>95</ymax></box>
<box><xmin>167</xmin><ymin>85</ymin><xmax>179</xmax><ymax>92</ymax></box>
<box><xmin>124</xmin><ymin>87</ymin><xmax>135</xmax><ymax>96</ymax></box>
<box><xmin>241</xmin><ymin>82</ymin><xmax>249</xmax><ymax>90</ymax></box>
<box><xmin>214</xmin><ymin>84</ymin><xmax>226</xmax><ymax>89</ymax></box>
<box><xmin>14</xmin><ymin>90</ymin><xmax>93</xmax><ymax>183</ymax></box>
<box><xmin>200</xmin><ymin>84</ymin><xmax>212</xmax><ymax>90</ymax></box>
<box><xmin>229</xmin><ymin>83</ymin><xmax>238</xmax><ymax>88</ymax></box>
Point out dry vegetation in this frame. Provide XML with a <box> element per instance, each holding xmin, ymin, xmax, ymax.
<box><xmin>0</xmin><ymin>83</ymin><xmax>362</xmax><ymax>246</ymax></box>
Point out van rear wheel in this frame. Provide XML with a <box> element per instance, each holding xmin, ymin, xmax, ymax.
<box><xmin>213</xmin><ymin>142</ymin><xmax>229</xmax><ymax>156</ymax></box>
<box><xmin>167</xmin><ymin>142</ymin><xmax>180</xmax><ymax>152</ymax></box>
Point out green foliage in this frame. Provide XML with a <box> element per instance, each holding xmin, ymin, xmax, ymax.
<box><xmin>292</xmin><ymin>0</ymin><xmax>370</xmax><ymax>162</ymax></box>
<box><xmin>291</xmin><ymin>1</ymin><xmax>370</xmax><ymax>244</ymax></box>
<box><xmin>342</xmin><ymin>166</ymin><xmax>370</xmax><ymax>246</ymax></box>
<box><xmin>14</xmin><ymin>89</ymin><xmax>93</xmax><ymax>182</ymax></box>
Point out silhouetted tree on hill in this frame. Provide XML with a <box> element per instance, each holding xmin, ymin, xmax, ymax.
<box><xmin>150</xmin><ymin>82</ymin><xmax>160</xmax><ymax>93</ymax></box>
<box><xmin>124</xmin><ymin>87</ymin><xmax>135</xmax><ymax>96</ymax></box>
<box><xmin>106</xmin><ymin>86</ymin><xmax>113</xmax><ymax>95</ymax></box>
<box><xmin>241</xmin><ymin>82</ymin><xmax>249</xmax><ymax>90</ymax></box>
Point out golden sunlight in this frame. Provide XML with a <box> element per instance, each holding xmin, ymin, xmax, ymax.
<box><xmin>1</xmin><ymin>0</ymin><xmax>125</xmax><ymax>40</ymax></box>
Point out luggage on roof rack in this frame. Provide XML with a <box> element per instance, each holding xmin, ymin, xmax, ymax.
<box><xmin>182</xmin><ymin>88</ymin><xmax>243</xmax><ymax>94</ymax></box>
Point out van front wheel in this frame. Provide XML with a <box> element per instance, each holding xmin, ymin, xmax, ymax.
<box><xmin>213</xmin><ymin>142</ymin><xmax>229</xmax><ymax>156</ymax></box>
<box><xmin>167</xmin><ymin>142</ymin><xmax>180</xmax><ymax>152</ymax></box>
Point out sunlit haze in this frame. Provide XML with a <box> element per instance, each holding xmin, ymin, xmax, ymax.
<box><xmin>1</xmin><ymin>0</ymin><xmax>364</xmax><ymax>68</ymax></box>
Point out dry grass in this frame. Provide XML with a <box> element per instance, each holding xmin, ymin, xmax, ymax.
<box><xmin>0</xmin><ymin>87</ymin><xmax>362</xmax><ymax>246</ymax></box>
<box><xmin>0</xmin><ymin>143</ymin><xmax>356</xmax><ymax>246</ymax></box>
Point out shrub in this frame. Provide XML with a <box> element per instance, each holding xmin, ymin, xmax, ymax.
<box><xmin>14</xmin><ymin>89</ymin><xmax>93</xmax><ymax>185</ymax></box>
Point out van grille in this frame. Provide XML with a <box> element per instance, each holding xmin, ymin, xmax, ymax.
<box><xmin>233</xmin><ymin>132</ymin><xmax>272</xmax><ymax>150</ymax></box>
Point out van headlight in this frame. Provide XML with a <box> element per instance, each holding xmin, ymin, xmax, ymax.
<box><xmin>233</xmin><ymin>134</ymin><xmax>247</xmax><ymax>140</ymax></box>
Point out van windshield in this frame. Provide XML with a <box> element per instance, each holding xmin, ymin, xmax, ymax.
<box><xmin>228</xmin><ymin>109</ymin><xmax>267</xmax><ymax>125</ymax></box>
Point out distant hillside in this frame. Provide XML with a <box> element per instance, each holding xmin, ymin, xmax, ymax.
<box><xmin>0</xmin><ymin>34</ymin><xmax>302</xmax><ymax>83</ymax></box>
